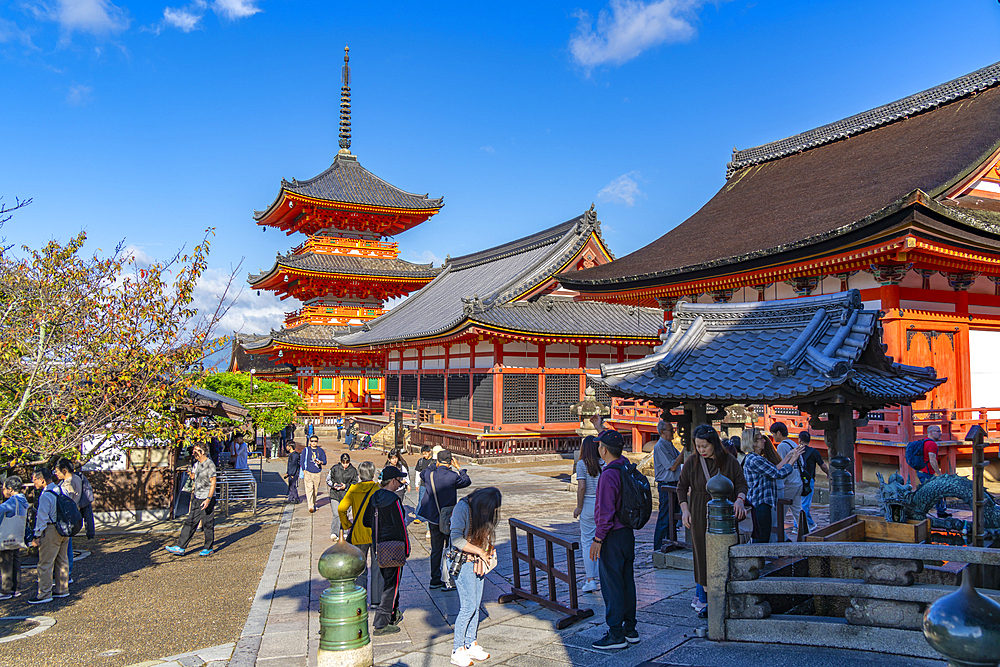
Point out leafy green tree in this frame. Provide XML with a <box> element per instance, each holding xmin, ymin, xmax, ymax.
<box><xmin>0</xmin><ymin>228</ymin><xmax>237</xmax><ymax>464</ymax></box>
<box><xmin>200</xmin><ymin>372</ymin><xmax>304</xmax><ymax>435</ymax></box>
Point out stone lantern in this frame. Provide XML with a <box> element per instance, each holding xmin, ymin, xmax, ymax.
<box><xmin>570</xmin><ymin>386</ymin><xmax>611</xmax><ymax>437</ymax></box>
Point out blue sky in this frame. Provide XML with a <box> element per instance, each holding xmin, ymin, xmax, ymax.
<box><xmin>3</xmin><ymin>0</ymin><xmax>1000</xmax><ymax>338</ymax></box>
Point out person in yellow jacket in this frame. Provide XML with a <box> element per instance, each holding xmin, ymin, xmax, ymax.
<box><xmin>338</xmin><ymin>461</ymin><xmax>382</xmax><ymax>604</ymax></box>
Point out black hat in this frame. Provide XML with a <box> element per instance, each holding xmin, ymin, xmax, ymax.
<box><xmin>597</xmin><ymin>430</ymin><xmax>625</xmax><ymax>450</ymax></box>
<box><xmin>381</xmin><ymin>465</ymin><xmax>406</xmax><ymax>481</ymax></box>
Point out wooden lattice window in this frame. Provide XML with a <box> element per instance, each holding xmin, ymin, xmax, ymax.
<box><xmin>401</xmin><ymin>375</ymin><xmax>418</xmax><ymax>410</ymax></box>
<box><xmin>447</xmin><ymin>374</ymin><xmax>470</xmax><ymax>421</ymax></box>
<box><xmin>503</xmin><ymin>374</ymin><xmax>539</xmax><ymax>424</ymax></box>
<box><xmin>545</xmin><ymin>374</ymin><xmax>580</xmax><ymax>423</ymax></box>
<box><xmin>472</xmin><ymin>374</ymin><xmax>492</xmax><ymax>424</ymax></box>
<box><xmin>420</xmin><ymin>374</ymin><xmax>445</xmax><ymax>413</ymax></box>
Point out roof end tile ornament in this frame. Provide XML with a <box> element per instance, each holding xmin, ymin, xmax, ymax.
<box><xmin>654</xmin><ymin>315</ymin><xmax>706</xmax><ymax>378</ymax></box>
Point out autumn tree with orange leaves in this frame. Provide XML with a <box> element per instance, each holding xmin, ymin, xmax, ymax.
<box><xmin>0</xmin><ymin>228</ymin><xmax>239</xmax><ymax>464</ymax></box>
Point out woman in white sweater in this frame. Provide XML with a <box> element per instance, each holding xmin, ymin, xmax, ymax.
<box><xmin>448</xmin><ymin>487</ymin><xmax>502</xmax><ymax>667</ymax></box>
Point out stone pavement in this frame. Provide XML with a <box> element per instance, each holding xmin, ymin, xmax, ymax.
<box><xmin>226</xmin><ymin>450</ymin><xmax>946</xmax><ymax>667</ymax></box>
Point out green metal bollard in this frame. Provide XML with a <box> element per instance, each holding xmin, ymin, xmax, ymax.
<box><xmin>317</xmin><ymin>533</ymin><xmax>373</xmax><ymax>667</ymax></box>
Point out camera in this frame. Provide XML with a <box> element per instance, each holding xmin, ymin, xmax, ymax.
<box><xmin>447</xmin><ymin>547</ymin><xmax>469</xmax><ymax>579</ymax></box>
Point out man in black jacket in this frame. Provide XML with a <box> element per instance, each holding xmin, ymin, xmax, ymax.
<box><xmin>365</xmin><ymin>466</ymin><xmax>410</xmax><ymax>635</ymax></box>
<box><xmin>416</xmin><ymin>450</ymin><xmax>471</xmax><ymax>590</ymax></box>
<box><xmin>328</xmin><ymin>453</ymin><xmax>359</xmax><ymax>541</ymax></box>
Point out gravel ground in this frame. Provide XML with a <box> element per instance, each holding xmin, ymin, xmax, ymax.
<box><xmin>0</xmin><ymin>466</ymin><xmax>287</xmax><ymax>667</ymax></box>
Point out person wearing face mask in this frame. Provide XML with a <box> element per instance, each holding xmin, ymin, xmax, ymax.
<box><xmin>677</xmin><ymin>424</ymin><xmax>748</xmax><ymax>618</ymax></box>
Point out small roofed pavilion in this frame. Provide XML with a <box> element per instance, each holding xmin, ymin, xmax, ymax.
<box><xmin>599</xmin><ymin>290</ymin><xmax>944</xmax><ymax>478</ymax></box>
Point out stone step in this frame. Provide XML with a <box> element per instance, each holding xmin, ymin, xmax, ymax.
<box><xmin>726</xmin><ymin>616</ymin><xmax>939</xmax><ymax>659</ymax></box>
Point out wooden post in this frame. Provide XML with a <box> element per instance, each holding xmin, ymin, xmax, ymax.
<box><xmin>966</xmin><ymin>425</ymin><xmax>988</xmax><ymax>548</ymax></box>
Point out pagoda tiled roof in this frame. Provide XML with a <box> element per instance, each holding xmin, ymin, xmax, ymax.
<box><xmin>599</xmin><ymin>290</ymin><xmax>944</xmax><ymax>406</ymax></box>
<box><xmin>253</xmin><ymin>153</ymin><xmax>443</xmax><ymax>221</ymax></box>
<box><xmin>562</xmin><ymin>62</ymin><xmax>1000</xmax><ymax>291</ymax></box>
<box><xmin>337</xmin><ymin>209</ymin><xmax>618</xmax><ymax>346</ymax></box>
<box><xmin>242</xmin><ymin>323</ymin><xmax>353</xmax><ymax>350</ymax></box>
<box><xmin>248</xmin><ymin>252</ymin><xmax>440</xmax><ymax>284</ymax></box>
<box><xmin>470</xmin><ymin>297</ymin><xmax>660</xmax><ymax>339</ymax></box>
<box><xmin>229</xmin><ymin>333</ymin><xmax>298</xmax><ymax>372</ymax></box>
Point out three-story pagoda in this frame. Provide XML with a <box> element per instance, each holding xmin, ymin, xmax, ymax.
<box><xmin>240</xmin><ymin>46</ymin><xmax>443</xmax><ymax>418</ymax></box>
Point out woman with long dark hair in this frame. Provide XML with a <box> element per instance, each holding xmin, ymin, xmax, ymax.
<box><xmin>448</xmin><ymin>486</ymin><xmax>501</xmax><ymax>667</ymax></box>
<box><xmin>385</xmin><ymin>451</ymin><xmax>409</xmax><ymax>504</ymax></box>
<box><xmin>573</xmin><ymin>436</ymin><xmax>603</xmax><ymax>592</ymax></box>
<box><xmin>677</xmin><ymin>424</ymin><xmax>748</xmax><ymax>617</ymax></box>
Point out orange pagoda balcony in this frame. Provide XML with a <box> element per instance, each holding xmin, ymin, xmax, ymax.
<box><xmin>291</xmin><ymin>236</ymin><xmax>399</xmax><ymax>258</ymax></box>
<box><xmin>285</xmin><ymin>304</ymin><xmax>387</xmax><ymax>327</ymax></box>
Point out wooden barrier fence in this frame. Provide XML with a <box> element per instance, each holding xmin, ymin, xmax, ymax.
<box><xmin>498</xmin><ymin>518</ymin><xmax>594</xmax><ymax>629</ymax></box>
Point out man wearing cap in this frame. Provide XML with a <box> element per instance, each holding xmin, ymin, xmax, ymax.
<box><xmin>416</xmin><ymin>449</ymin><xmax>471</xmax><ymax>591</ymax></box>
<box><xmin>589</xmin><ymin>429</ymin><xmax>639</xmax><ymax>650</ymax></box>
<box><xmin>365</xmin><ymin>466</ymin><xmax>410</xmax><ymax>635</ymax></box>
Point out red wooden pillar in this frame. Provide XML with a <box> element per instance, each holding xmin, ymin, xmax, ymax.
<box><xmin>577</xmin><ymin>344</ymin><xmax>587</xmax><ymax>368</ymax></box>
<box><xmin>537</xmin><ymin>342</ymin><xmax>546</xmax><ymax>368</ymax></box>
<box><xmin>632</xmin><ymin>426</ymin><xmax>642</xmax><ymax>454</ymax></box>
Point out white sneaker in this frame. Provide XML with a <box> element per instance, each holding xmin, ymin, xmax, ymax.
<box><xmin>582</xmin><ymin>580</ymin><xmax>599</xmax><ymax>593</ymax></box>
<box><xmin>425</xmin><ymin>531</ymin><xmax>431</xmax><ymax>540</ymax></box>
<box><xmin>451</xmin><ymin>647</ymin><xmax>473</xmax><ymax>667</ymax></box>
<box><xmin>466</xmin><ymin>643</ymin><xmax>489</xmax><ymax>660</ymax></box>
<box><xmin>330</xmin><ymin>533</ymin><xmax>339</xmax><ymax>542</ymax></box>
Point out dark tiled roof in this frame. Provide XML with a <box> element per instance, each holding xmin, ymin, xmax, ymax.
<box><xmin>229</xmin><ymin>333</ymin><xmax>296</xmax><ymax>373</ymax></box>
<box><xmin>599</xmin><ymin>290</ymin><xmax>943</xmax><ymax>405</ymax></box>
<box><xmin>338</xmin><ymin>209</ymin><xmax>608</xmax><ymax>346</ymax></box>
<box><xmin>243</xmin><ymin>323</ymin><xmax>354</xmax><ymax>350</ymax></box>
<box><xmin>728</xmin><ymin>61</ymin><xmax>1000</xmax><ymax>176</ymax></box>
<box><xmin>562</xmin><ymin>66</ymin><xmax>1000</xmax><ymax>290</ymax></box>
<box><xmin>248</xmin><ymin>252</ymin><xmax>440</xmax><ymax>284</ymax></box>
<box><xmin>253</xmin><ymin>153</ymin><xmax>443</xmax><ymax>220</ymax></box>
<box><xmin>471</xmin><ymin>297</ymin><xmax>661</xmax><ymax>338</ymax></box>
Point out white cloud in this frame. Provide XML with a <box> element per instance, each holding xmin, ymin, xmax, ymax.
<box><xmin>480</xmin><ymin>145</ymin><xmax>495</xmax><ymax>154</ymax></box>
<box><xmin>0</xmin><ymin>18</ymin><xmax>36</xmax><ymax>48</ymax></box>
<box><xmin>597</xmin><ymin>171</ymin><xmax>643</xmax><ymax>206</ymax></box>
<box><xmin>122</xmin><ymin>244</ymin><xmax>155</xmax><ymax>266</ymax></box>
<box><xmin>162</xmin><ymin>1</ymin><xmax>207</xmax><ymax>32</ymax></box>
<box><xmin>193</xmin><ymin>268</ymin><xmax>286</xmax><ymax>336</ymax></box>
<box><xmin>212</xmin><ymin>0</ymin><xmax>262</xmax><ymax>20</ymax></box>
<box><xmin>28</xmin><ymin>0</ymin><xmax>131</xmax><ymax>39</ymax></box>
<box><xmin>66</xmin><ymin>83</ymin><xmax>93</xmax><ymax>105</ymax></box>
<box><xmin>570</xmin><ymin>0</ymin><xmax>714</xmax><ymax>69</ymax></box>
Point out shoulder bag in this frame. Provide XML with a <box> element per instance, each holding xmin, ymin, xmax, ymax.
<box><xmin>374</xmin><ymin>501</ymin><xmax>407</xmax><ymax>568</ymax></box>
<box><xmin>429</xmin><ymin>470</ymin><xmax>454</xmax><ymax>534</ymax></box>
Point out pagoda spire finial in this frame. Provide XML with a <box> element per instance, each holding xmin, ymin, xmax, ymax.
<box><xmin>339</xmin><ymin>44</ymin><xmax>352</xmax><ymax>155</ymax></box>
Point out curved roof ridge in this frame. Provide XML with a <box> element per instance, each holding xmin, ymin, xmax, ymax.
<box><xmin>728</xmin><ymin>61</ymin><xmax>1000</xmax><ymax>177</ymax></box>
<box><xmin>448</xmin><ymin>213</ymin><xmax>586</xmax><ymax>270</ymax></box>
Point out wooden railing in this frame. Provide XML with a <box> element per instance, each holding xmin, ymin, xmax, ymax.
<box><xmin>285</xmin><ymin>304</ymin><xmax>386</xmax><ymax>327</ymax></box>
<box><xmin>291</xmin><ymin>236</ymin><xmax>399</xmax><ymax>257</ymax></box>
<box><xmin>498</xmin><ymin>518</ymin><xmax>594</xmax><ymax>629</ymax></box>
<box><xmin>410</xmin><ymin>429</ymin><xmax>580</xmax><ymax>459</ymax></box>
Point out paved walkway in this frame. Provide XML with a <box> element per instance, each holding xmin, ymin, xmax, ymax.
<box><xmin>225</xmin><ymin>452</ymin><xmax>946</xmax><ymax>667</ymax></box>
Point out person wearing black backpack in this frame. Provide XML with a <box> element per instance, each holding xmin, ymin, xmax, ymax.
<box><xmin>589</xmin><ymin>429</ymin><xmax>640</xmax><ymax>650</ymax></box>
<box><xmin>29</xmin><ymin>468</ymin><xmax>75</xmax><ymax>604</ymax></box>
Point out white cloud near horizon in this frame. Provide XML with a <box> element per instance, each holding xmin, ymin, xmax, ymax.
<box><xmin>213</xmin><ymin>0</ymin><xmax>262</xmax><ymax>20</ymax></box>
<box><xmin>570</xmin><ymin>0</ymin><xmax>715</xmax><ymax>69</ymax></box>
<box><xmin>193</xmin><ymin>268</ymin><xmax>287</xmax><ymax>337</ymax></box>
<box><xmin>597</xmin><ymin>171</ymin><xmax>643</xmax><ymax>206</ymax></box>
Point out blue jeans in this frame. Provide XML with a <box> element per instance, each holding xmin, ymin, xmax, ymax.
<box><xmin>68</xmin><ymin>536</ymin><xmax>73</xmax><ymax>579</ymax></box>
<box><xmin>653</xmin><ymin>483</ymin><xmax>675</xmax><ymax>550</ymax></box>
<box><xmin>801</xmin><ymin>489</ymin><xmax>817</xmax><ymax>529</ymax></box>
<box><xmin>453</xmin><ymin>556</ymin><xmax>485</xmax><ymax>652</ymax></box>
<box><xmin>917</xmin><ymin>471</ymin><xmax>947</xmax><ymax>514</ymax></box>
<box><xmin>598</xmin><ymin>528</ymin><xmax>636</xmax><ymax>640</ymax></box>
<box><xmin>696</xmin><ymin>583</ymin><xmax>707</xmax><ymax>604</ymax></box>
<box><xmin>416</xmin><ymin>486</ymin><xmax>425</xmax><ymax>518</ymax></box>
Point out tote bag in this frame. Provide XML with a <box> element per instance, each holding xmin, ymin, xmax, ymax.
<box><xmin>0</xmin><ymin>503</ymin><xmax>27</xmax><ymax>550</ymax></box>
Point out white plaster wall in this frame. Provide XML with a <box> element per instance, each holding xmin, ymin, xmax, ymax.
<box><xmin>970</xmin><ymin>329</ymin><xmax>1000</xmax><ymax>408</ymax></box>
